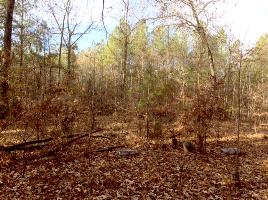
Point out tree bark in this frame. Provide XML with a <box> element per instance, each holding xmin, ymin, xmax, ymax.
<box><xmin>188</xmin><ymin>0</ymin><xmax>217</xmax><ymax>86</ymax></box>
<box><xmin>0</xmin><ymin>0</ymin><xmax>15</xmax><ymax>119</ymax></box>
<box><xmin>58</xmin><ymin>15</ymin><xmax>66</xmax><ymax>86</ymax></box>
<box><xmin>122</xmin><ymin>34</ymin><xmax>128</xmax><ymax>105</ymax></box>
<box><xmin>19</xmin><ymin>0</ymin><xmax>25</xmax><ymax>68</ymax></box>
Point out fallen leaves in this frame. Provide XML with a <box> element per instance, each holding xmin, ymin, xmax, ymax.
<box><xmin>0</xmin><ymin>120</ymin><xmax>267</xmax><ymax>199</ymax></box>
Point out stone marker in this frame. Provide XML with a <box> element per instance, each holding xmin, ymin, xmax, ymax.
<box><xmin>221</xmin><ymin>147</ymin><xmax>240</xmax><ymax>155</ymax></box>
<box><xmin>117</xmin><ymin>148</ymin><xmax>139</xmax><ymax>156</ymax></box>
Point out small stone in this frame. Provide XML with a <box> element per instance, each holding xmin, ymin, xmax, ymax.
<box><xmin>221</xmin><ymin>147</ymin><xmax>240</xmax><ymax>155</ymax></box>
<box><xmin>117</xmin><ymin>148</ymin><xmax>139</xmax><ymax>156</ymax></box>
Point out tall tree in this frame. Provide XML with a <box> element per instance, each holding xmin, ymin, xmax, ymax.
<box><xmin>13</xmin><ymin>0</ymin><xmax>36</xmax><ymax>67</ymax></box>
<box><xmin>0</xmin><ymin>0</ymin><xmax>15</xmax><ymax>119</ymax></box>
<box><xmin>47</xmin><ymin>0</ymin><xmax>94</xmax><ymax>87</ymax></box>
<box><xmin>155</xmin><ymin>0</ymin><xmax>223</xmax><ymax>88</ymax></box>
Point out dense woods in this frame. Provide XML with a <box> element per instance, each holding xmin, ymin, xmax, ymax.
<box><xmin>0</xmin><ymin>0</ymin><xmax>267</xmax><ymax>199</ymax></box>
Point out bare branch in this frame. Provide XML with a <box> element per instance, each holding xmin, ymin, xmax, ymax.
<box><xmin>72</xmin><ymin>22</ymin><xmax>94</xmax><ymax>45</ymax></box>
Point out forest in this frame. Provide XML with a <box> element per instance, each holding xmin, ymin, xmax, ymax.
<box><xmin>0</xmin><ymin>0</ymin><xmax>267</xmax><ymax>199</ymax></box>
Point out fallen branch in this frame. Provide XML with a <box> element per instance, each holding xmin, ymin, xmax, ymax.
<box><xmin>41</xmin><ymin>130</ymin><xmax>109</xmax><ymax>157</ymax></box>
<box><xmin>48</xmin><ymin>134</ymin><xmax>112</xmax><ymax>155</ymax></box>
<box><xmin>0</xmin><ymin>138</ymin><xmax>53</xmax><ymax>152</ymax></box>
<box><xmin>0</xmin><ymin>128</ymin><xmax>105</xmax><ymax>152</ymax></box>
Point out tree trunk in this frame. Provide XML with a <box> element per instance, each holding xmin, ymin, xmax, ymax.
<box><xmin>67</xmin><ymin>34</ymin><xmax>72</xmax><ymax>86</ymax></box>
<box><xmin>188</xmin><ymin>0</ymin><xmax>217</xmax><ymax>86</ymax></box>
<box><xmin>58</xmin><ymin>16</ymin><xmax>66</xmax><ymax>86</ymax></box>
<box><xmin>122</xmin><ymin>34</ymin><xmax>128</xmax><ymax>106</ymax></box>
<box><xmin>90</xmin><ymin>57</ymin><xmax>96</xmax><ymax>132</ymax></box>
<box><xmin>19</xmin><ymin>0</ymin><xmax>25</xmax><ymax>68</ymax></box>
<box><xmin>0</xmin><ymin>0</ymin><xmax>15</xmax><ymax>119</ymax></box>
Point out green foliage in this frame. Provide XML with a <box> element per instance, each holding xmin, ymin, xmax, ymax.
<box><xmin>99</xmin><ymin>19</ymin><xmax>131</xmax><ymax>68</ymax></box>
<box><xmin>137</xmin><ymin>65</ymin><xmax>178</xmax><ymax>110</ymax></box>
<box><xmin>151</xmin><ymin>26</ymin><xmax>168</xmax><ymax>56</ymax></box>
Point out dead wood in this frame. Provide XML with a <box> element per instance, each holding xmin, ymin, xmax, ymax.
<box><xmin>0</xmin><ymin>128</ymin><xmax>105</xmax><ymax>152</ymax></box>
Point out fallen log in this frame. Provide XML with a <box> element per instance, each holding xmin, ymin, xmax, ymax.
<box><xmin>0</xmin><ymin>138</ymin><xmax>53</xmax><ymax>152</ymax></box>
<box><xmin>0</xmin><ymin>128</ymin><xmax>104</xmax><ymax>152</ymax></box>
<box><xmin>44</xmin><ymin>131</ymin><xmax>110</xmax><ymax>157</ymax></box>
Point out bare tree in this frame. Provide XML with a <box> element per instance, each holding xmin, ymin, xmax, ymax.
<box><xmin>155</xmin><ymin>0</ymin><xmax>222</xmax><ymax>87</ymax></box>
<box><xmin>47</xmin><ymin>0</ymin><xmax>94</xmax><ymax>86</ymax></box>
<box><xmin>101</xmin><ymin>0</ymin><xmax>148</xmax><ymax>108</ymax></box>
<box><xmin>47</xmin><ymin>1</ymin><xmax>66</xmax><ymax>85</ymax></box>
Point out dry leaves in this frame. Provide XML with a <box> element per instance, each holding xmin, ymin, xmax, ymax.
<box><xmin>0</xmin><ymin>120</ymin><xmax>267</xmax><ymax>199</ymax></box>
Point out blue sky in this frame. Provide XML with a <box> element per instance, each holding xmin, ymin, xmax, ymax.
<box><xmin>76</xmin><ymin>0</ymin><xmax>147</xmax><ymax>51</ymax></box>
<box><xmin>76</xmin><ymin>0</ymin><xmax>268</xmax><ymax>51</ymax></box>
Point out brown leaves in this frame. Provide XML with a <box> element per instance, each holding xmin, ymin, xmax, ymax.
<box><xmin>0</xmin><ymin>117</ymin><xmax>267</xmax><ymax>199</ymax></box>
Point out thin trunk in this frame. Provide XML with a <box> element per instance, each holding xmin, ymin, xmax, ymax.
<box><xmin>90</xmin><ymin>58</ymin><xmax>96</xmax><ymax>132</ymax></box>
<box><xmin>47</xmin><ymin>37</ymin><xmax>53</xmax><ymax>88</ymax></box>
<box><xmin>122</xmin><ymin>34</ymin><xmax>128</xmax><ymax>106</ymax></box>
<box><xmin>146</xmin><ymin>86</ymin><xmax>150</xmax><ymax>138</ymax></box>
<box><xmin>236</xmin><ymin>51</ymin><xmax>243</xmax><ymax>146</ymax></box>
<box><xmin>140</xmin><ymin>54</ymin><xmax>144</xmax><ymax>86</ymax></box>
<box><xmin>19</xmin><ymin>0</ymin><xmax>24</xmax><ymax>68</ymax></box>
<box><xmin>122</xmin><ymin>0</ymin><xmax>129</xmax><ymax>108</ymax></box>
<box><xmin>247</xmin><ymin>68</ymin><xmax>252</xmax><ymax>117</ymax></box>
<box><xmin>261</xmin><ymin>70</ymin><xmax>264</xmax><ymax>105</ymax></box>
<box><xmin>237</xmin><ymin>66</ymin><xmax>241</xmax><ymax>144</ymax></box>
<box><xmin>67</xmin><ymin>34</ymin><xmax>72</xmax><ymax>86</ymax></box>
<box><xmin>234</xmin><ymin>51</ymin><xmax>242</xmax><ymax>187</ymax></box>
<box><xmin>66</xmin><ymin>0</ymin><xmax>72</xmax><ymax>87</ymax></box>
<box><xmin>100</xmin><ymin>60</ymin><xmax>104</xmax><ymax>112</ymax></box>
<box><xmin>225</xmin><ymin>55</ymin><xmax>232</xmax><ymax>112</ymax></box>
<box><xmin>38</xmin><ymin>56</ymin><xmax>42</xmax><ymax>101</ymax></box>
<box><xmin>58</xmin><ymin>15</ymin><xmax>66</xmax><ymax>86</ymax></box>
<box><xmin>42</xmin><ymin>39</ymin><xmax>46</xmax><ymax>100</ymax></box>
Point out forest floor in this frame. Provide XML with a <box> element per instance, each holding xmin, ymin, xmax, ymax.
<box><xmin>0</xmin><ymin>116</ymin><xmax>268</xmax><ymax>200</ymax></box>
